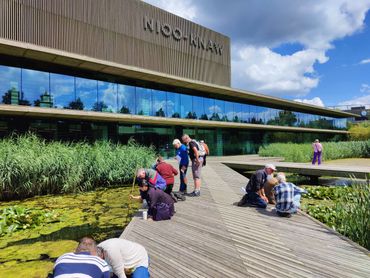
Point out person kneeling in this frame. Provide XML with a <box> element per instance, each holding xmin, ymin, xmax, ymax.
<box><xmin>273</xmin><ymin>172</ymin><xmax>307</xmax><ymax>218</ymax></box>
<box><xmin>130</xmin><ymin>180</ymin><xmax>175</xmax><ymax>221</ymax></box>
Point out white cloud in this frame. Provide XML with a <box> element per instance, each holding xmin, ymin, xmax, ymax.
<box><xmin>338</xmin><ymin>85</ymin><xmax>370</xmax><ymax>108</ymax></box>
<box><xmin>143</xmin><ymin>0</ymin><xmax>197</xmax><ymax>20</ymax></box>
<box><xmin>294</xmin><ymin>97</ymin><xmax>325</xmax><ymax>107</ymax></box>
<box><xmin>360</xmin><ymin>84</ymin><xmax>370</xmax><ymax>93</ymax></box>
<box><xmin>232</xmin><ymin>47</ymin><xmax>325</xmax><ymax>96</ymax></box>
<box><xmin>359</xmin><ymin>58</ymin><xmax>370</xmax><ymax>64</ymax></box>
<box><xmin>144</xmin><ymin>0</ymin><xmax>370</xmax><ymax>97</ymax></box>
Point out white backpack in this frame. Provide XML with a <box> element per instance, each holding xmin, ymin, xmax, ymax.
<box><xmin>191</xmin><ymin>139</ymin><xmax>206</xmax><ymax>156</ymax></box>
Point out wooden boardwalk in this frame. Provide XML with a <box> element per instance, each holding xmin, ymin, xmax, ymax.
<box><xmin>121</xmin><ymin>158</ymin><xmax>370</xmax><ymax>278</ymax></box>
<box><xmin>222</xmin><ymin>160</ymin><xmax>370</xmax><ymax>179</ymax></box>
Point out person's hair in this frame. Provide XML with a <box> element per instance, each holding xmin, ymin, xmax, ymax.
<box><xmin>172</xmin><ymin>139</ymin><xmax>181</xmax><ymax>145</ymax></box>
<box><xmin>96</xmin><ymin>246</ymin><xmax>104</xmax><ymax>259</ymax></box>
<box><xmin>156</xmin><ymin>156</ymin><xmax>164</xmax><ymax>163</ymax></box>
<box><xmin>136</xmin><ymin>168</ymin><xmax>145</xmax><ymax>177</ymax></box>
<box><xmin>200</xmin><ymin>140</ymin><xmax>204</xmax><ymax>143</ymax></box>
<box><xmin>276</xmin><ymin>172</ymin><xmax>286</xmax><ymax>183</ymax></box>
<box><xmin>181</xmin><ymin>134</ymin><xmax>190</xmax><ymax>140</ymax></box>
<box><xmin>315</xmin><ymin>139</ymin><xmax>319</xmax><ymax>142</ymax></box>
<box><xmin>75</xmin><ymin>237</ymin><xmax>97</xmax><ymax>253</ymax></box>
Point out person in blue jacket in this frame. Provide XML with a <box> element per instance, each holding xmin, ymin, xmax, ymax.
<box><xmin>172</xmin><ymin>138</ymin><xmax>189</xmax><ymax>193</ymax></box>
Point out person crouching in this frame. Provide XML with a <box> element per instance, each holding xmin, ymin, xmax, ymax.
<box><xmin>130</xmin><ymin>180</ymin><xmax>175</xmax><ymax>221</ymax></box>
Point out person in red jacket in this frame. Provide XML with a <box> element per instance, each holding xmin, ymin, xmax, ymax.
<box><xmin>155</xmin><ymin>156</ymin><xmax>178</xmax><ymax>195</ymax></box>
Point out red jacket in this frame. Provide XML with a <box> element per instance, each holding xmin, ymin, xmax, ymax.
<box><xmin>155</xmin><ymin>162</ymin><xmax>178</xmax><ymax>185</ymax></box>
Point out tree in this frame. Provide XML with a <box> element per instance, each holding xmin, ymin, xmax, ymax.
<box><xmin>200</xmin><ymin>114</ymin><xmax>208</xmax><ymax>120</ymax></box>
<box><xmin>267</xmin><ymin>110</ymin><xmax>297</xmax><ymax>126</ymax></box>
<box><xmin>210</xmin><ymin>112</ymin><xmax>220</xmax><ymax>121</ymax></box>
<box><xmin>171</xmin><ymin>112</ymin><xmax>180</xmax><ymax>118</ymax></box>
<box><xmin>120</xmin><ymin>106</ymin><xmax>131</xmax><ymax>114</ymax></box>
<box><xmin>92</xmin><ymin>101</ymin><xmax>108</xmax><ymax>112</ymax></box>
<box><xmin>155</xmin><ymin>108</ymin><xmax>165</xmax><ymax>117</ymax></box>
<box><xmin>348</xmin><ymin>121</ymin><xmax>370</xmax><ymax>141</ymax></box>
<box><xmin>66</xmin><ymin>97</ymin><xmax>84</xmax><ymax>110</ymax></box>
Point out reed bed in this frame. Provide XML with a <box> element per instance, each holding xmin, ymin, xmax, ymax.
<box><xmin>259</xmin><ymin>140</ymin><xmax>370</xmax><ymax>162</ymax></box>
<box><xmin>0</xmin><ymin>134</ymin><xmax>156</xmax><ymax>200</ymax></box>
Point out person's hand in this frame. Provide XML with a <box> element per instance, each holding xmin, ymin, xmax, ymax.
<box><xmin>129</xmin><ymin>195</ymin><xmax>134</xmax><ymax>200</ymax></box>
<box><xmin>181</xmin><ymin>166</ymin><xmax>186</xmax><ymax>172</ymax></box>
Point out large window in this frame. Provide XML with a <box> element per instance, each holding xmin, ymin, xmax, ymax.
<box><xmin>152</xmin><ymin>89</ymin><xmax>167</xmax><ymax>117</ymax></box>
<box><xmin>75</xmin><ymin>77</ymin><xmax>97</xmax><ymax>111</ymax></box>
<box><xmin>118</xmin><ymin>84</ymin><xmax>136</xmax><ymax>114</ymax></box>
<box><xmin>22</xmin><ymin>69</ymin><xmax>49</xmax><ymax>107</ymax></box>
<box><xmin>0</xmin><ymin>65</ymin><xmax>21</xmax><ymax>105</ymax></box>
<box><xmin>0</xmin><ymin>63</ymin><xmax>347</xmax><ymax>130</ymax></box>
<box><xmin>98</xmin><ymin>81</ymin><xmax>117</xmax><ymax>112</ymax></box>
<box><xmin>136</xmin><ymin>87</ymin><xmax>152</xmax><ymax>116</ymax></box>
<box><xmin>167</xmin><ymin>92</ymin><xmax>181</xmax><ymax>118</ymax></box>
<box><xmin>180</xmin><ymin>94</ymin><xmax>193</xmax><ymax>119</ymax></box>
<box><xmin>50</xmin><ymin>73</ymin><xmax>75</xmax><ymax>109</ymax></box>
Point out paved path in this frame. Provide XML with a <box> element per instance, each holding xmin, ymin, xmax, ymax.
<box><xmin>121</xmin><ymin>158</ymin><xmax>370</xmax><ymax>278</ymax></box>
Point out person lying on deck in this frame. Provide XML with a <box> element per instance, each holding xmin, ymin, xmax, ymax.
<box><xmin>97</xmin><ymin>238</ymin><xmax>150</xmax><ymax>278</ymax></box>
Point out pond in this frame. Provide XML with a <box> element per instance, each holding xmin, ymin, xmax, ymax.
<box><xmin>0</xmin><ymin>186</ymin><xmax>139</xmax><ymax>277</ymax></box>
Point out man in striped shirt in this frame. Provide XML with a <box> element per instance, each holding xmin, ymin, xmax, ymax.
<box><xmin>53</xmin><ymin>237</ymin><xmax>110</xmax><ymax>278</ymax></box>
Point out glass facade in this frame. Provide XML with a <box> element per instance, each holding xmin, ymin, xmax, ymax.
<box><xmin>0</xmin><ymin>64</ymin><xmax>348</xmax><ymax>130</ymax></box>
<box><xmin>0</xmin><ymin>64</ymin><xmax>350</xmax><ymax>155</ymax></box>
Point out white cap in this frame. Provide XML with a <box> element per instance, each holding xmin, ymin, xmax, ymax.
<box><xmin>265</xmin><ymin>164</ymin><xmax>277</xmax><ymax>171</ymax></box>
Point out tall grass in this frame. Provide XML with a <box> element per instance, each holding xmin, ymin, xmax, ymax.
<box><xmin>259</xmin><ymin>140</ymin><xmax>370</xmax><ymax>162</ymax></box>
<box><xmin>335</xmin><ymin>179</ymin><xmax>370</xmax><ymax>249</ymax></box>
<box><xmin>0</xmin><ymin>134</ymin><xmax>155</xmax><ymax>200</ymax></box>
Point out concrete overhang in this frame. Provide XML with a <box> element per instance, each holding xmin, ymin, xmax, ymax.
<box><xmin>0</xmin><ymin>38</ymin><xmax>358</xmax><ymax>119</ymax></box>
<box><xmin>0</xmin><ymin>105</ymin><xmax>349</xmax><ymax>135</ymax></box>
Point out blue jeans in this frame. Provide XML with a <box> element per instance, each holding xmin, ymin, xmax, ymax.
<box><xmin>245</xmin><ymin>191</ymin><xmax>267</xmax><ymax>208</ymax></box>
<box><xmin>312</xmin><ymin>151</ymin><xmax>322</xmax><ymax>165</ymax></box>
<box><xmin>112</xmin><ymin>266</ymin><xmax>149</xmax><ymax>278</ymax></box>
<box><xmin>179</xmin><ymin>164</ymin><xmax>188</xmax><ymax>192</ymax></box>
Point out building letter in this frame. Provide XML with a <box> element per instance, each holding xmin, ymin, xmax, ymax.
<box><xmin>143</xmin><ymin>16</ymin><xmax>154</xmax><ymax>32</ymax></box>
<box><xmin>173</xmin><ymin>27</ymin><xmax>182</xmax><ymax>40</ymax></box>
<box><xmin>190</xmin><ymin>34</ymin><xmax>197</xmax><ymax>47</ymax></box>
<box><xmin>198</xmin><ymin>37</ymin><xmax>205</xmax><ymax>50</ymax></box>
<box><xmin>207</xmin><ymin>40</ymin><xmax>214</xmax><ymax>52</ymax></box>
<box><xmin>161</xmin><ymin>23</ymin><xmax>172</xmax><ymax>37</ymax></box>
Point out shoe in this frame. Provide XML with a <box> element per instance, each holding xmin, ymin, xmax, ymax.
<box><xmin>187</xmin><ymin>191</ymin><xmax>200</xmax><ymax>197</ymax></box>
<box><xmin>170</xmin><ymin>192</ymin><xmax>178</xmax><ymax>203</ymax></box>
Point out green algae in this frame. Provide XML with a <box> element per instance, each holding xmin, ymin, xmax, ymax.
<box><xmin>0</xmin><ymin>186</ymin><xmax>139</xmax><ymax>277</ymax></box>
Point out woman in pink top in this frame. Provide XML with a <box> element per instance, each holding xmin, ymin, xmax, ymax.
<box><xmin>312</xmin><ymin>139</ymin><xmax>323</xmax><ymax>165</ymax></box>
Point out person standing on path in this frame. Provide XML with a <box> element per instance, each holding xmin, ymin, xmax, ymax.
<box><xmin>181</xmin><ymin>134</ymin><xmax>203</xmax><ymax>197</ymax></box>
<box><xmin>312</xmin><ymin>139</ymin><xmax>323</xmax><ymax>165</ymax></box>
<box><xmin>172</xmin><ymin>139</ymin><xmax>189</xmax><ymax>194</ymax></box>
<box><xmin>155</xmin><ymin>156</ymin><xmax>178</xmax><ymax>195</ymax></box>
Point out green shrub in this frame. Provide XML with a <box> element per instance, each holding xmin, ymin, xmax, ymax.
<box><xmin>258</xmin><ymin>140</ymin><xmax>370</xmax><ymax>162</ymax></box>
<box><xmin>0</xmin><ymin>134</ymin><xmax>156</xmax><ymax>199</ymax></box>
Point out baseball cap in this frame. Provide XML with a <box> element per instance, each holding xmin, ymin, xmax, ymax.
<box><xmin>265</xmin><ymin>164</ymin><xmax>277</xmax><ymax>171</ymax></box>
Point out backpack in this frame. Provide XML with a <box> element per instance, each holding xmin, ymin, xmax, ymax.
<box><xmin>191</xmin><ymin>139</ymin><xmax>206</xmax><ymax>156</ymax></box>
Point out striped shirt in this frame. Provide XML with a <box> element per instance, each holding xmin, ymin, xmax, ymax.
<box><xmin>53</xmin><ymin>252</ymin><xmax>110</xmax><ymax>278</ymax></box>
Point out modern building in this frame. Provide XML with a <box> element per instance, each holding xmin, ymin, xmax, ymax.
<box><xmin>0</xmin><ymin>0</ymin><xmax>357</xmax><ymax>155</ymax></box>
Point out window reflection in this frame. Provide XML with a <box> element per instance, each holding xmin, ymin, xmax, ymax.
<box><xmin>0</xmin><ymin>65</ymin><xmax>21</xmax><ymax>105</ymax></box>
<box><xmin>98</xmin><ymin>81</ymin><xmax>117</xmax><ymax>112</ymax></box>
<box><xmin>152</xmin><ymin>89</ymin><xmax>167</xmax><ymax>117</ymax></box>
<box><xmin>180</xmin><ymin>94</ymin><xmax>193</xmax><ymax>119</ymax></box>
<box><xmin>167</xmin><ymin>92</ymin><xmax>181</xmax><ymax>118</ymax></box>
<box><xmin>118</xmin><ymin>84</ymin><xmax>135</xmax><ymax>114</ymax></box>
<box><xmin>0</xmin><ymin>64</ymin><xmax>348</xmax><ymax>130</ymax></box>
<box><xmin>22</xmin><ymin>69</ymin><xmax>49</xmax><ymax>107</ymax></box>
<box><xmin>213</xmin><ymin>99</ymin><xmax>224</xmax><ymax>121</ymax></box>
<box><xmin>76</xmin><ymin>77</ymin><xmax>97</xmax><ymax>111</ymax></box>
<box><xmin>136</xmin><ymin>87</ymin><xmax>152</xmax><ymax>116</ymax></box>
<box><xmin>50</xmin><ymin>73</ymin><xmax>75</xmax><ymax>109</ymax></box>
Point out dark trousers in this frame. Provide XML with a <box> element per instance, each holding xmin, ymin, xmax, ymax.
<box><xmin>312</xmin><ymin>151</ymin><xmax>322</xmax><ymax>165</ymax></box>
<box><xmin>164</xmin><ymin>184</ymin><xmax>173</xmax><ymax>194</ymax></box>
<box><xmin>245</xmin><ymin>191</ymin><xmax>267</xmax><ymax>208</ymax></box>
<box><xmin>179</xmin><ymin>164</ymin><xmax>188</xmax><ymax>192</ymax></box>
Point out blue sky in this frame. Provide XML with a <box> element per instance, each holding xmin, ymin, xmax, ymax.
<box><xmin>144</xmin><ymin>0</ymin><xmax>370</xmax><ymax>108</ymax></box>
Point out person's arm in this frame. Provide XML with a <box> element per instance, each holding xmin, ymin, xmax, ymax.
<box><xmin>172</xmin><ymin>165</ymin><xmax>178</xmax><ymax>176</ymax></box>
<box><xmin>204</xmin><ymin>144</ymin><xmax>210</xmax><ymax>155</ymax></box>
<box><xmin>129</xmin><ymin>195</ymin><xmax>142</xmax><ymax>202</ymax></box>
<box><xmin>256</xmin><ymin>172</ymin><xmax>268</xmax><ymax>201</ymax></box>
<box><xmin>105</xmin><ymin>248</ymin><xmax>127</xmax><ymax>278</ymax></box>
<box><xmin>192</xmin><ymin>146</ymin><xmax>200</xmax><ymax>164</ymax></box>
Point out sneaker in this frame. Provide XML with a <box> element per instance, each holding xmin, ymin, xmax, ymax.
<box><xmin>187</xmin><ymin>191</ymin><xmax>200</xmax><ymax>197</ymax></box>
<box><xmin>170</xmin><ymin>192</ymin><xmax>178</xmax><ymax>203</ymax></box>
